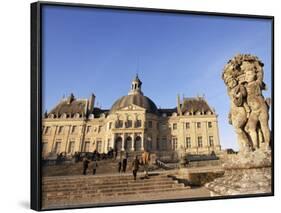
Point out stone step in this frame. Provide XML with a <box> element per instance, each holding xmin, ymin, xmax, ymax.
<box><xmin>43</xmin><ymin>179</ymin><xmax>176</xmax><ymax>190</ymax></box>
<box><xmin>43</xmin><ymin>174</ymin><xmax>169</xmax><ymax>183</ymax></box>
<box><xmin>44</xmin><ymin>183</ymin><xmax>185</xmax><ymax>197</ymax></box>
<box><xmin>43</xmin><ymin>180</ymin><xmax>181</xmax><ymax>192</ymax></box>
<box><xmin>43</xmin><ymin>186</ymin><xmax>189</xmax><ymax>202</ymax></box>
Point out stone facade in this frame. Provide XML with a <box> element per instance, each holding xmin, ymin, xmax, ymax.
<box><xmin>42</xmin><ymin>75</ymin><xmax>221</xmax><ymax>158</ymax></box>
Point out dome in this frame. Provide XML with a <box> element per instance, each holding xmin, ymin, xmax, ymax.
<box><xmin>110</xmin><ymin>94</ymin><xmax>158</xmax><ymax>114</ymax></box>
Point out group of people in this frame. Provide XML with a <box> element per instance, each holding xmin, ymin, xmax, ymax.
<box><xmin>118</xmin><ymin>157</ymin><xmax>128</xmax><ymax>173</ymax></box>
<box><xmin>82</xmin><ymin>158</ymin><xmax>98</xmax><ymax>175</ymax></box>
<box><xmin>82</xmin><ymin>151</ymin><xmax>151</xmax><ymax>180</ymax></box>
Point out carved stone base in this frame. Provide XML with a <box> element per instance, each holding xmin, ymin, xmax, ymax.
<box><xmin>205</xmin><ymin>149</ymin><xmax>272</xmax><ymax>196</ymax></box>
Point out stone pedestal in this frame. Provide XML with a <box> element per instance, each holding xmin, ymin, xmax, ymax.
<box><xmin>205</xmin><ymin>149</ymin><xmax>272</xmax><ymax>196</ymax></box>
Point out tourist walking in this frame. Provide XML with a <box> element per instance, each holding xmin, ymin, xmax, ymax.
<box><xmin>141</xmin><ymin>151</ymin><xmax>150</xmax><ymax>178</ymax></box>
<box><xmin>93</xmin><ymin>160</ymin><xmax>98</xmax><ymax>175</ymax></box>
<box><xmin>82</xmin><ymin>157</ymin><xmax>90</xmax><ymax>175</ymax></box>
<box><xmin>132</xmin><ymin>156</ymin><xmax>140</xmax><ymax>180</ymax></box>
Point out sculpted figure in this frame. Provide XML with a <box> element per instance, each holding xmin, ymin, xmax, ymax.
<box><xmin>242</xmin><ymin>62</ymin><xmax>270</xmax><ymax>149</ymax></box>
<box><xmin>222</xmin><ymin>54</ymin><xmax>271</xmax><ymax>152</ymax></box>
<box><xmin>225</xmin><ymin>75</ymin><xmax>251</xmax><ymax>151</ymax></box>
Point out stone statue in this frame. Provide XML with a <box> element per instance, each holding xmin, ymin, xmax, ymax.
<box><xmin>222</xmin><ymin>54</ymin><xmax>271</xmax><ymax>152</ymax></box>
<box><xmin>204</xmin><ymin>54</ymin><xmax>272</xmax><ymax>196</ymax></box>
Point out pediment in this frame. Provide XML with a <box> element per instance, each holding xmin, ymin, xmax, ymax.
<box><xmin>118</xmin><ymin>104</ymin><xmax>146</xmax><ymax>112</ymax></box>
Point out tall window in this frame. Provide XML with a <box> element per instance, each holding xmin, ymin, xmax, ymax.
<box><xmin>156</xmin><ymin>137</ymin><xmax>160</xmax><ymax>150</ymax></box>
<box><xmin>186</xmin><ymin>137</ymin><xmax>191</xmax><ymax>148</ymax></box>
<box><xmin>68</xmin><ymin>141</ymin><xmax>75</xmax><ymax>154</ymax></box>
<box><xmin>45</xmin><ymin>126</ymin><xmax>50</xmax><ymax>134</ymax></box>
<box><xmin>135</xmin><ymin>120</ymin><xmax>142</xmax><ymax>128</ymax></box>
<box><xmin>185</xmin><ymin>122</ymin><xmax>190</xmax><ymax>129</ymax></box>
<box><xmin>97</xmin><ymin>140</ymin><xmax>102</xmax><ymax>153</ymax></box>
<box><xmin>84</xmin><ymin>141</ymin><xmax>90</xmax><ymax>152</ymax></box>
<box><xmin>148</xmin><ymin>121</ymin><xmax>153</xmax><ymax>128</ymax></box>
<box><xmin>173</xmin><ymin>123</ymin><xmax>177</xmax><ymax>130</ymax></box>
<box><xmin>54</xmin><ymin>141</ymin><xmax>61</xmax><ymax>154</ymax></box>
<box><xmin>209</xmin><ymin>136</ymin><xmax>214</xmax><ymax>147</ymax></box>
<box><xmin>197</xmin><ymin>136</ymin><xmax>203</xmax><ymax>148</ymax></box>
<box><xmin>42</xmin><ymin>142</ymin><xmax>48</xmax><ymax>154</ymax></box>
<box><xmin>86</xmin><ymin>126</ymin><xmax>92</xmax><ymax>133</ymax></box>
<box><xmin>208</xmin><ymin>122</ymin><xmax>213</xmax><ymax>128</ymax></box>
<box><xmin>172</xmin><ymin>137</ymin><xmax>178</xmax><ymax>150</ymax></box>
<box><xmin>107</xmin><ymin>139</ymin><xmax>111</xmax><ymax>150</ymax></box>
<box><xmin>197</xmin><ymin>122</ymin><xmax>201</xmax><ymax>128</ymax></box>
<box><xmin>98</xmin><ymin>126</ymin><xmax>102</xmax><ymax>132</ymax></box>
<box><xmin>126</xmin><ymin>120</ymin><xmax>132</xmax><ymax>128</ymax></box>
<box><xmin>71</xmin><ymin>126</ymin><xmax>77</xmax><ymax>133</ymax></box>
<box><xmin>58</xmin><ymin>126</ymin><xmax>64</xmax><ymax>134</ymax></box>
<box><xmin>162</xmin><ymin>136</ymin><xmax>167</xmax><ymax>150</ymax></box>
<box><xmin>108</xmin><ymin>122</ymin><xmax>112</xmax><ymax>130</ymax></box>
<box><xmin>116</xmin><ymin>120</ymin><xmax>123</xmax><ymax>128</ymax></box>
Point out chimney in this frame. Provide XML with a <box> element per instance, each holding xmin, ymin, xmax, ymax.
<box><xmin>177</xmin><ymin>94</ymin><xmax>182</xmax><ymax>116</ymax></box>
<box><xmin>87</xmin><ymin>93</ymin><xmax>95</xmax><ymax>114</ymax></box>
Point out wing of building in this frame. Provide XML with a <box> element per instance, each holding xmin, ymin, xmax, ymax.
<box><xmin>42</xmin><ymin>75</ymin><xmax>221</xmax><ymax>158</ymax></box>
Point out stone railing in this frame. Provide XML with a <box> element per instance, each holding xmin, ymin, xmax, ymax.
<box><xmin>155</xmin><ymin>159</ymin><xmax>179</xmax><ymax>170</ymax></box>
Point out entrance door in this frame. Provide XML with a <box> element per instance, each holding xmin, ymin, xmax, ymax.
<box><xmin>115</xmin><ymin>137</ymin><xmax>122</xmax><ymax>152</ymax></box>
<box><xmin>134</xmin><ymin>136</ymin><xmax>142</xmax><ymax>151</ymax></box>
<box><xmin>125</xmin><ymin>136</ymin><xmax>132</xmax><ymax>152</ymax></box>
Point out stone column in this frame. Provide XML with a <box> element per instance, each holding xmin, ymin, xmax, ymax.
<box><xmin>111</xmin><ymin>134</ymin><xmax>115</xmax><ymax>150</ymax></box>
<box><xmin>131</xmin><ymin>133</ymin><xmax>135</xmax><ymax>151</ymax></box>
<box><xmin>121</xmin><ymin>133</ymin><xmax>125</xmax><ymax>151</ymax></box>
<box><xmin>141</xmin><ymin>133</ymin><xmax>144</xmax><ymax>151</ymax></box>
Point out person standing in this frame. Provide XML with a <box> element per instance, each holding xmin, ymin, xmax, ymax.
<box><xmin>132</xmin><ymin>156</ymin><xmax>140</xmax><ymax>180</ymax></box>
<box><xmin>93</xmin><ymin>160</ymin><xmax>98</xmax><ymax>175</ymax></box>
<box><xmin>122</xmin><ymin>157</ymin><xmax>127</xmax><ymax>173</ymax></box>
<box><xmin>82</xmin><ymin>157</ymin><xmax>90</xmax><ymax>175</ymax></box>
<box><xmin>118</xmin><ymin>160</ymin><xmax>122</xmax><ymax>173</ymax></box>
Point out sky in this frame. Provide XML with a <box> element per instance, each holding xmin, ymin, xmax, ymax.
<box><xmin>42</xmin><ymin>5</ymin><xmax>272</xmax><ymax>150</ymax></box>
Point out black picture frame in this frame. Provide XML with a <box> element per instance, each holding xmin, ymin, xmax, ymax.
<box><xmin>31</xmin><ymin>1</ymin><xmax>274</xmax><ymax>211</ymax></box>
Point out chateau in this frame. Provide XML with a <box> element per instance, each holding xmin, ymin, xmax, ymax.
<box><xmin>42</xmin><ymin>75</ymin><xmax>221</xmax><ymax>158</ymax></box>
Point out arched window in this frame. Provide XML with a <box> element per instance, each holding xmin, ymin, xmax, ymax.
<box><xmin>60</xmin><ymin>113</ymin><xmax>67</xmax><ymax>119</ymax></box>
<box><xmin>74</xmin><ymin>113</ymin><xmax>80</xmax><ymax>118</ymax></box>
<box><xmin>48</xmin><ymin>114</ymin><xmax>54</xmax><ymax>119</ymax></box>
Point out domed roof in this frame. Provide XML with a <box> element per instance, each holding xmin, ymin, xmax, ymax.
<box><xmin>110</xmin><ymin>94</ymin><xmax>158</xmax><ymax>114</ymax></box>
<box><xmin>110</xmin><ymin>74</ymin><xmax>158</xmax><ymax>114</ymax></box>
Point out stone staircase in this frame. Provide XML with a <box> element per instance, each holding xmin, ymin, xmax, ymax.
<box><xmin>43</xmin><ymin>159</ymin><xmax>159</xmax><ymax>176</ymax></box>
<box><xmin>42</xmin><ymin>172</ymin><xmax>191</xmax><ymax>208</ymax></box>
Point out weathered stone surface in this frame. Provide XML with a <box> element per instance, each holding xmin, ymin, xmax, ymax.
<box><xmin>222</xmin><ymin>149</ymin><xmax>271</xmax><ymax>169</ymax></box>
<box><xmin>205</xmin><ymin>167</ymin><xmax>271</xmax><ymax>196</ymax></box>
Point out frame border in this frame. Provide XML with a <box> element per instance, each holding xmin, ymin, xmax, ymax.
<box><xmin>31</xmin><ymin>1</ymin><xmax>274</xmax><ymax>211</ymax></box>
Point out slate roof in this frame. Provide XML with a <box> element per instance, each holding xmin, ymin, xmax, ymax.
<box><xmin>48</xmin><ymin>95</ymin><xmax>87</xmax><ymax>118</ymax></box>
<box><xmin>110</xmin><ymin>94</ymin><xmax>158</xmax><ymax>114</ymax></box>
<box><xmin>181</xmin><ymin>97</ymin><xmax>213</xmax><ymax>114</ymax></box>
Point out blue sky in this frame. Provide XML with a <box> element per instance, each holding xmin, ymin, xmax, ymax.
<box><xmin>42</xmin><ymin>5</ymin><xmax>272</xmax><ymax>150</ymax></box>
